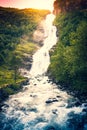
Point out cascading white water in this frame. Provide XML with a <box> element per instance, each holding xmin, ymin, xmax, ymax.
<box><xmin>0</xmin><ymin>14</ymin><xmax>87</xmax><ymax>130</ymax></box>
<box><xmin>30</xmin><ymin>14</ymin><xmax>57</xmax><ymax>76</ymax></box>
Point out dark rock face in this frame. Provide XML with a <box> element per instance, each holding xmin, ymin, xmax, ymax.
<box><xmin>53</xmin><ymin>0</ymin><xmax>87</xmax><ymax>15</ymax></box>
<box><xmin>53</xmin><ymin>0</ymin><xmax>61</xmax><ymax>15</ymax></box>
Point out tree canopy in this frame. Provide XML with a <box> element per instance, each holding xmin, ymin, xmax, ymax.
<box><xmin>0</xmin><ymin>7</ymin><xmax>49</xmax><ymax>85</ymax></box>
<box><xmin>49</xmin><ymin>9</ymin><xmax>87</xmax><ymax>94</ymax></box>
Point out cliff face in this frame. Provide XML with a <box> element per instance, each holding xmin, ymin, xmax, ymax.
<box><xmin>53</xmin><ymin>0</ymin><xmax>61</xmax><ymax>15</ymax></box>
<box><xmin>53</xmin><ymin>0</ymin><xmax>87</xmax><ymax>15</ymax></box>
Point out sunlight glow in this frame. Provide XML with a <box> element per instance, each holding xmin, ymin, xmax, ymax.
<box><xmin>0</xmin><ymin>0</ymin><xmax>55</xmax><ymax>11</ymax></box>
<box><xmin>17</xmin><ymin>0</ymin><xmax>55</xmax><ymax>11</ymax></box>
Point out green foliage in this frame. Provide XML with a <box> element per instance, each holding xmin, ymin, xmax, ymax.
<box><xmin>0</xmin><ymin>66</ymin><xmax>26</xmax><ymax>86</ymax></box>
<box><xmin>15</xmin><ymin>42</ymin><xmax>37</xmax><ymax>57</ymax></box>
<box><xmin>2</xmin><ymin>87</ymin><xmax>14</xmax><ymax>95</ymax></box>
<box><xmin>0</xmin><ymin>7</ymin><xmax>49</xmax><ymax>87</ymax></box>
<box><xmin>49</xmin><ymin>10</ymin><xmax>87</xmax><ymax>93</ymax></box>
<box><xmin>0</xmin><ymin>7</ymin><xmax>49</xmax><ymax>65</ymax></box>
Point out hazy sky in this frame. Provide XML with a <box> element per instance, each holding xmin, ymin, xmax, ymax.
<box><xmin>0</xmin><ymin>0</ymin><xmax>55</xmax><ymax>11</ymax></box>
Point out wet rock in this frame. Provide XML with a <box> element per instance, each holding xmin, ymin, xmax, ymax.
<box><xmin>30</xmin><ymin>94</ymin><xmax>33</xmax><ymax>97</ymax></box>
<box><xmin>67</xmin><ymin>100</ymin><xmax>81</xmax><ymax>108</ymax></box>
<box><xmin>74</xmin><ymin>100</ymin><xmax>81</xmax><ymax>107</ymax></box>
<box><xmin>20</xmin><ymin>107</ymin><xmax>26</xmax><ymax>111</ymax></box>
<box><xmin>43</xmin><ymin>82</ymin><xmax>46</xmax><ymax>84</ymax></box>
<box><xmin>0</xmin><ymin>103</ymin><xmax>4</xmax><ymax>112</ymax></box>
<box><xmin>22</xmin><ymin>86</ymin><xmax>28</xmax><ymax>92</ymax></box>
<box><xmin>47</xmin><ymin>79</ymin><xmax>52</xmax><ymax>83</ymax></box>
<box><xmin>3</xmin><ymin>104</ymin><xmax>9</xmax><ymax>108</ymax></box>
<box><xmin>45</xmin><ymin>100</ymin><xmax>52</xmax><ymax>104</ymax></box>
<box><xmin>0</xmin><ymin>107</ymin><xmax>2</xmax><ymax>112</ymax></box>
<box><xmin>35</xmin><ymin>76</ymin><xmax>42</xmax><ymax>81</ymax></box>
<box><xmin>45</xmin><ymin>98</ymin><xmax>58</xmax><ymax>104</ymax></box>
<box><xmin>29</xmin><ymin>108</ymin><xmax>38</xmax><ymax>113</ymax></box>
<box><xmin>56</xmin><ymin>95</ymin><xmax>61</xmax><ymax>98</ymax></box>
<box><xmin>34</xmin><ymin>84</ymin><xmax>37</xmax><ymax>86</ymax></box>
<box><xmin>82</xmin><ymin>103</ymin><xmax>87</xmax><ymax>107</ymax></box>
<box><xmin>30</xmin><ymin>94</ymin><xmax>37</xmax><ymax>98</ymax></box>
<box><xmin>35</xmin><ymin>116</ymin><xmax>47</xmax><ymax>123</ymax></box>
<box><xmin>52</xmin><ymin>109</ymin><xmax>58</xmax><ymax>115</ymax></box>
<box><xmin>82</xmin><ymin>108</ymin><xmax>87</xmax><ymax>113</ymax></box>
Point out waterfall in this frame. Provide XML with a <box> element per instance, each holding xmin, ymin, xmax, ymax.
<box><xmin>0</xmin><ymin>14</ymin><xmax>87</xmax><ymax>130</ymax></box>
<box><xmin>30</xmin><ymin>14</ymin><xmax>57</xmax><ymax>76</ymax></box>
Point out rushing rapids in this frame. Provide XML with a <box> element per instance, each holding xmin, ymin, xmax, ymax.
<box><xmin>0</xmin><ymin>14</ymin><xmax>87</xmax><ymax>130</ymax></box>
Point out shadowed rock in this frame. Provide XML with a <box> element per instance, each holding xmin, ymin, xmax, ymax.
<box><xmin>45</xmin><ymin>98</ymin><xmax>58</xmax><ymax>104</ymax></box>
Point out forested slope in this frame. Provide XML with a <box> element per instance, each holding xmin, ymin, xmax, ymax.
<box><xmin>49</xmin><ymin>1</ymin><xmax>87</xmax><ymax>97</ymax></box>
<box><xmin>0</xmin><ymin>7</ymin><xmax>49</xmax><ymax>86</ymax></box>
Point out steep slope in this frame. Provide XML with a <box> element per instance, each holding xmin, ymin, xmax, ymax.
<box><xmin>0</xmin><ymin>7</ymin><xmax>49</xmax><ymax>102</ymax></box>
<box><xmin>48</xmin><ymin>1</ymin><xmax>87</xmax><ymax>99</ymax></box>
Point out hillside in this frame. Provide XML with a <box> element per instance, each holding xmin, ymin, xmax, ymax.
<box><xmin>0</xmin><ymin>7</ymin><xmax>50</xmax><ymax>66</ymax></box>
<box><xmin>0</xmin><ymin>7</ymin><xmax>49</xmax><ymax>102</ymax></box>
<box><xmin>48</xmin><ymin>1</ymin><xmax>87</xmax><ymax>100</ymax></box>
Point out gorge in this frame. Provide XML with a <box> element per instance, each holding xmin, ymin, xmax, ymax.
<box><xmin>0</xmin><ymin>12</ymin><xmax>87</xmax><ymax>130</ymax></box>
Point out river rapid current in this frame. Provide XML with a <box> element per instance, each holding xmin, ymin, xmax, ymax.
<box><xmin>0</xmin><ymin>14</ymin><xmax>87</xmax><ymax>130</ymax></box>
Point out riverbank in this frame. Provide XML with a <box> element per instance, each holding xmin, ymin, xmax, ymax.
<box><xmin>48</xmin><ymin>10</ymin><xmax>87</xmax><ymax>103</ymax></box>
<box><xmin>58</xmin><ymin>83</ymin><xmax>87</xmax><ymax>103</ymax></box>
<box><xmin>0</xmin><ymin>43</ymin><xmax>39</xmax><ymax>111</ymax></box>
<box><xmin>0</xmin><ymin>42</ymin><xmax>38</xmax><ymax>103</ymax></box>
<box><xmin>47</xmin><ymin>74</ymin><xmax>87</xmax><ymax>104</ymax></box>
<box><xmin>0</xmin><ymin>15</ymin><xmax>47</xmax><ymax>111</ymax></box>
<box><xmin>0</xmin><ymin>78</ymin><xmax>29</xmax><ymax>111</ymax></box>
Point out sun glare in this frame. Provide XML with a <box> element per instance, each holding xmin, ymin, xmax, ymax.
<box><xmin>13</xmin><ymin>0</ymin><xmax>55</xmax><ymax>11</ymax></box>
<box><xmin>0</xmin><ymin>0</ymin><xmax>55</xmax><ymax>11</ymax></box>
<box><xmin>25</xmin><ymin>0</ymin><xmax>55</xmax><ymax>11</ymax></box>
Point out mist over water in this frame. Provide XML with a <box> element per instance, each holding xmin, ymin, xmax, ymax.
<box><xmin>0</xmin><ymin>14</ymin><xmax>87</xmax><ymax>130</ymax></box>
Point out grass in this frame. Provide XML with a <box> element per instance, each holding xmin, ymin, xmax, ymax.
<box><xmin>15</xmin><ymin>42</ymin><xmax>38</xmax><ymax>58</ymax></box>
<box><xmin>0</xmin><ymin>67</ymin><xmax>26</xmax><ymax>87</ymax></box>
<box><xmin>0</xmin><ymin>42</ymin><xmax>38</xmax><ymax>88</ymax></box>
<box><xmin>0</xmin><ymin>42</ymin><xmax>38</xmax><ymax>103</ymax></box>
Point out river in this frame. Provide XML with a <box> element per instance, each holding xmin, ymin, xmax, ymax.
<box><xmin>0</xmin><ymin>14</ymin><xmax>87</xmax><ymax>130</ymax></box>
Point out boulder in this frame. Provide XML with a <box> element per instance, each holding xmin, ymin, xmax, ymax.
<box><xmin>45</xmin><ymin>98</ymin><xmax>58</xmax><ymax>104</ymax></box>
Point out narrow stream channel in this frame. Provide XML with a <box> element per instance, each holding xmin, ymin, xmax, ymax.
<box><xmin>0</xmin><ymin>14</ymin><xmax>87</xmax><ymax>130</ymax></box>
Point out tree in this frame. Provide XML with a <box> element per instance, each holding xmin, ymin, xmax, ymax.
<box><xmin>10</xmin><ymin>52</ymin><xmax>22</xmax><ymax>83</ymax></box>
